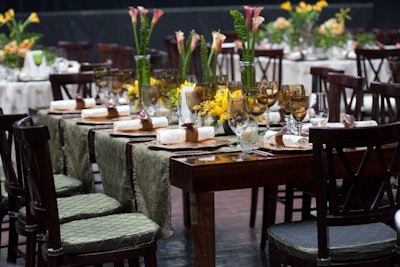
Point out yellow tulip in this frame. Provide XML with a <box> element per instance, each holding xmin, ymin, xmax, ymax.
<box><xmin>280</xmin><ymin>1</ymin><xmax>292</xmax><ymax>11</ymax></box>
<box><xmin>28</xmin><ymin>12</ymin><xmax>40</xmax><ymax>23</ymax></box>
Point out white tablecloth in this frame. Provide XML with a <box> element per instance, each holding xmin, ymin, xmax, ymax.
<box><xmin>0</xmin><ymin>80</ymin><xmax>53</xmax><ymax>114</ymax></box>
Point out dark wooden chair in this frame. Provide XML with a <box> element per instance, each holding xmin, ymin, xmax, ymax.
<box><xmin>80</xmin><ymin>59</ymin><xmax>113</xmax><ymax>72</ymax></box>
<box><xmin>57</xmin><ymin>41</ymin><xmax>93</xmax><ymax>63</ymax></box>
<box><xmin>310</xmin><ymin>66</ymin><xmax>345</xmax><ymax>93</ymax></box>
<box><xmin>13</xmin><ymin>117</ymin><xmax>161</xmax><ymax>267</ymax></box>
<box><xmin>370</xmin><ymin>81</ymin><xmax>400</xmax><ymax>124</ymax></box>
<box><xmin>373</xmin><ymin>28</ymin><xmax>400</xmax><ymax>45</ymax></box>
<box><xmin>97</xmin><ymin>43</ymin><xmax>135</xmax><ymax>69</ymax></box>
<box><xmin>268</xmin><ymin>122</ymin><xmax>400</xmax><ymax>267</ymax></box>
<box><xmin>49</xmin><ymin>71</ymin><xmax>95</xmax><ymax>100</ymax></box>
<box><xmin>388</xmin><ymin>57</ymin><xmax>400</xmax><ymax>83</ymax></box>
<box><xmin>326</xmin><ymin>72</ymin><xmax>365</xmax><ymax>122</ymax></box>
<box><xmin>216</xmin><ymin>46</ymin><xmax>239</xmax><ymax>82</ymax></box>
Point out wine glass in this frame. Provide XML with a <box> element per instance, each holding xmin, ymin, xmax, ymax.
<box><xmin>257</xmin><ymin>80</ymin><xmax>279</xmax><ymax>129</ymax></box>
<box><xmin>309</xmin><ymin>92</ymin><xmax>329</xmax><ymax>127</ymax></box>
<box><xmin>103</xmin><ymin>73</ymin><xmax>124</xmax><ymax>107</ymax></box>
<box><xmin>279</xmin><ymin>84</ymin><xmax>304</xmax><ymax>133</ymax></box>
<box><xmin>32</xmin><ymin>51</ymin><xmax>43</xmax><ymax>67</ymax></box>
<box><xmin>93</xmin><ymin>66</ymin><xmax>111</xmax><ymax>105</ymax></box>
<box><xmin>140</xmin><ymin>83</ymin><xmax>160</xmax><ymax>117</ymax></box>
<box><xmin>245</xmin><ymin>87</ymin><xmax>268</xmax><ymax>126</ymax></box>
<box><xmin>185</xmin><ymin>86</ymin><xmax>202</xmax><ymax>126</ymax></box>
<box><xmin>289</xmin><ymin>88</ymin><xmax>309</xmax><ymax>136</ymax></box>
<box><xmin>228</xmin><ymin>97</ymin><xmax>250</xmax><ymax>150</ymax></box>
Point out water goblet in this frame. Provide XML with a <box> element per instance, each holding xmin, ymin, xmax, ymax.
<box><xmin>245</xmin><ymin>87</ymin><xmax>268</xmax><ymax>126</ymax></box>
<box><xmin>228</xmin><ymin>97</ymin><xmax>250</xmax><ymax>149</ymax></box>
<box><xmin>309</xmin><ymin>92</ymin><xmax>329</xmax><ymax>127</ymax></box>
<box><xmin>290</xmin><ymin>92</ymin><xmax>309</xmax><ymax>136</ymax></box>
<box><xmin>93</xmin><ymin>66</ymin><xmax>111</xmax><ymax>105</ymax></box>
<box><xmin>140</xmin><ymin>83</ymin><xmax>160</xmax><ymax>117</ymax></box>
<box><xmin>257</xmin><ymin>80</ymin><xmax>279</xmax><ymax>129</ymax></box>
<box><xmin>279</xmin><ymin>84</ymin><xmax>305</xmax><ymax>133</ymax></box>
<box><xmin>32</xmin><ymin>50</ymin><xmax>43</xmax><ymax>67</ymax></box>
<box><xmin>240</xmin><ymin>117</ymin><xmax>259</xmax><ymax>154</ymax></box>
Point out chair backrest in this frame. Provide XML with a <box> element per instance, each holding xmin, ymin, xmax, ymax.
<box><xmin>388</xmin><ymin>57</ymin><xmax>400</xmax><ymax>83</ymax></box>
<box><xmin>373</xmin><ymin>28</ymin><xmax>400</xmax><ymax>45</ymax></box>
<box><xmin>97</xmin><ymin>43</ymin><xmax>135</xmax><ymax>69</ymax></box>
<box><xmin>79</xmin><ymin>59</ymin><xmax>113</xmax><ymax>72</ymax></box>
<box><xmin>326</xmin><ymin>72</ymin><xmax>364</xmax><ymax>122</ymax></box>
<box><xmin>216</xmin><ymin>46</ymin><xmax>239</xmax><ymax>82</ymax></box>
<box><xmin>164</xmin><ymin>34</ymin><xmax>202</xmax><ymax>81</ymax></box>
<box><xmin>253</xmin><ymin>48</ymin><xmax>284</xmax><ymax>88</ymax></box>
<box><xmin>355</xmin><ymin>47</ymin><xmax>400</xmax><ymax>91</ymax></box>
<box><xmin>49</xmin><ymin>71</ymin><xmax>94</xmax><ymax>100</ymax></box>
<box><xmin>57</xmin><ymin>41</ymin><xmax>92</xmax><ymax>63</ymax></box>
<box><xmin>13</xmin><ymin>117</ymin><xmax>62</xmax><ymax>249</ymax></box>
<box><xmin>310</xmin><ymin>66</ymin><xmax>345</xmax><ymax>93</ymax></box>
<box><xmin>309</xmin><ymin>122</ymin><xmax>400</xmax><ymax>262</ymax></box>
<box><xmin>370</xmin><ymin>81</ymin><xmax>400</xmax><ymax>124</ymax></box>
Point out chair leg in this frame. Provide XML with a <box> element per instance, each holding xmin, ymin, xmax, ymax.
<box><xmin>25</xmin><ymin>229</ymin><xmax>37</xmax><ymax>267</ymax></box>
<box><xmin>284</xmin><ymin>186</ymin><xmax>294</xmax><ymax>223</ymax></box>
<box><xmin>249</xmin><ymin>187</ymin><xmax>258</xmax><ymax>228</ymax></box>
<box><xmin>7</xmin><ymin>215</ymin><xmax>19</xmax><ymax>263</ymax></box>
<box><xmin>261</xmin><ymin>186</ymin><xmax>278</xmax><ymax>250</ymax></box>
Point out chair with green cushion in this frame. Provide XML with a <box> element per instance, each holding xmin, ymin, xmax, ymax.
<box><xmin>13</xmin><ymin>117</ymin><xmax>161</xmax><ymax>267</ymax></box>
<box><xmin>267</xmin><ymin>122</ymin><xmax>400</xmax><ymax>267</ymax></box>
<box><xmin>0</xmin><ymin>114</ymin><xmax>122</xmax><ymax>266</ymax></box>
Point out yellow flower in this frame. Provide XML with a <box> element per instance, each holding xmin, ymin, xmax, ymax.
<box><xmin>280</xmin><ymin>1</ymin><xmax>292</xmax><ymax>11</ymax></box>
<box><xmin>4</xmin><ymin>9</ymin><xmax>14</xmax><ymax>21</ymax></box>
<box><xmin>28</xmin><ymin>12</ymin><xmax>40</xmax><ymax>23</ymax></box>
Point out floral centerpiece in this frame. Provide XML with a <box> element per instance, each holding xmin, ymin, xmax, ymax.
<box><xmin>263</xmin><ymin>17</ymin><xmax>291</xmax><ymax>44</ymax></box>
<box><xmin>230</xmin><ymin>6</ymin><xmax>265</xmax><ymax>91</ymax></box>
<box><xmin>0</xmin><ymin>9</ymin><xmax>41</xmax><ymax>68</ymax></box>
<box><xmin>175</xmin><ymin>29</ymin><xmax>200</xmax><ymax>84</ymax></box>
<box><xmin>200</xmin><ymin>31</ymin><xmax>226</xmax><ymax>83</ymax></box>
<box><xmin>313</xmin><ymin>8</ymin><xmax>351</xmax><ymax>49</ymax></box>
<box><xmin>280</xmin><ymin>0</ymin><xmax>328</xmax><ymax>48</ymax></box>
<box><xmin>129</xmin><ymin>6</ymin><xmax>163</xmax><ymax>86</ymax></box>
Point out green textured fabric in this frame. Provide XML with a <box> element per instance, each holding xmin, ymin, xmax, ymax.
<box><xmin>19</xmin><ymin>193</ymin><xmax>121</xmax><ymax>224</ymax></box>
<box><xmin>48</xmin><ymin>213</ymin><xmax>161</xmax><ymax>256</ymax></box>
<box><xmin>63</xmin><ymin>119</ymin><xmax>95</xmax><ymax>192</ymax></box>
<box><xmin>53</xmin><ymin>174</ymin><xmax>83</xmax><ymax>197</ymax></box>
<box><xmin>37</xmin><ymin>110</ymin><xmax>64</xmax><ymax>174</ymax></box>
<box><xmin>267</xmin><ymin>220</ymin><xmax>396</xmax><ymax>263</ymax></box>
<box><xmin>131</xmin><ymin>136</ymin><xmax>238</xmax><ymax>238</ymax></box>
<box><xmin>94</xmin><ymin>130</ymin><xmax>136</xmax><ymax>212</ymax></box>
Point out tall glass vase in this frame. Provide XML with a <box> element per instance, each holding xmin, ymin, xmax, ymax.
<box><xmin>299</xmin><ymin>21</ymin><xmax>315</xmax><ymax>59</ymax></box>
<box><xmin>240</xmin><ymin>59</ymin><xmax>256</xmax><ymax>93</ymax></box>
<box><xmin>135</xmin><ymin>54</ymin><xmax>151</xmax><ymax>116</ymax></box>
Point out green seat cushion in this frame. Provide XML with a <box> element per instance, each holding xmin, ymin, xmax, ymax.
<box><xmin>47</xmin><ymin>213</ymin><xmax>161</xmax><ymax>256</ymax></box>
<box><xmin>19</xmin><ymin>193</ymin><xmax>121</xmax><ymax>224</ymax></box>
<box><xmin>267</xmin><ymin>220</ymin><xmax>396</xmax><ymax>263</ymax></box>
<box><xmin>53</xmin><ymin>174</ymin><xmax>83</xmax><ymax>197</ymax></box>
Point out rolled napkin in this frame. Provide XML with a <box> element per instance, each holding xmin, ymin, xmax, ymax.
<box><xmin>113</xmin><ymin>117</ymin><xmax>169</xmax><ymax>131</ymax></box>
<box><xmin>327</xmin><ymin>120</ymin><xmax>378</xmax><ymax>128</ymax></box>
<box><xmin>156</xmin><ymin>126</ymin><xmax>215</xmax><ymax>144</ymax></box>
<box><xmin>264</xmin><ymin>130</ymin><xmax>310</xmax><ymax>149</ymax></box>
<box><xmin>81</xmin><ymin>105</ymin><xmax>130</xmax><ymax>119</ymax></box>
<box><xmin>50</xmin><ymin>98</ymin><xmax>96</xmax><ymax>111</ymax></box>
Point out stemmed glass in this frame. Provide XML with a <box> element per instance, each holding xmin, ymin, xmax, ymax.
<box><xmin>289</xmin><ymin>86</ymin><xmax>309</xmax><ymax>135</ymax></box>
<box><xmin>279</xmin><ymin>84</ymin><xmax>304</xmax><ymax>133</ymax></box>
<box><xmin>93</xmin><ymin>66</ymin><xmax>111</xmax><ymax>105</ymax></box>
<box><xmin>228</xmin><ymin>97</ymin><xmax>250</xmax><ymax>150</ymax></box>
<box><xmin>245</xmin><ymin>87</ymin><xmax>268</xmax><ymax>126</ymax></box>
<box><xmin>257</xmin><ymin>80</ymin><xmax>279</xmax><ymax>128</ymax></box>
<box><xmin>32</xmin><ymin>51</ymin><xmax>43</xmax><ymax>67</ymax></box>
<box><xmin>140</xmin><ymin>84</ymin><xmax>160</xmax><ymax>117</ymax></box>
<box><xmin>185</xmin><ymin>87</ymin><xmax>202</xmax><ymax>126</ymax></box>
<box><xmin>309</xmin><ymin>92</ymin><xmax>329</xmax><ymax>127</ymax></box>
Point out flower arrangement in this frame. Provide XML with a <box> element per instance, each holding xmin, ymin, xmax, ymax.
<box><xmin>175</xmin><ymin>29</ymin><xmax>200</xmax><ymax>83</ymax></box>
<box><xmin>128</xmin><ymin>6</ymin><xmax>164</xmax><ymax>85</ymax></box>
<box><xmin>263</xmin><ymin>17</ymin><xmax>291</xmax><ymax>44</ymax></box>
<box><xmin>200</xmin><ymin>31</ymin><xmax>226</xmax><ymax>83</ymax></box>
<box><xmin>198</xmin><ymin>88</ymin><xmax>243</xmax><ymax>124</ymax></box>
<box><xmin>230</xmin><ymin>6</ymin><xmax>265</xmax><ymax>91</ymax></box>
<box><xmin>0</xmin><ymin>9</ymin><xmax>41</xmax><ymax>68</ymax></box>
<box><xmin>280</xmin><ymin>0</ymin><xmax>328</xmax><ymax>46</ymax></box>
<box><xmin>313</xmin><ymin>8</ymin><xmax>351</xmax><ymax>48</ymax></box>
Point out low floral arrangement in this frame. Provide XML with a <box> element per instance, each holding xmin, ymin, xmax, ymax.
<box><xmin>197</xmin><ymin>88</ymin><xmax>243</xmax><ymax>125</ymax></box>
<box><xmin>200</xmin><ymin>31</ymin><xmax>226</xmax><ymax>83</ymax></box>
<box><xmin>175</xmin><ymin>30</ymin><xmax>200</xmax><ymax>83</ymax></box>
<box><xmin>0</xmin><ymin>9</ymin><xmax>41</xmax><ymax>68</ymax></box>
<box><xmin>262</xmin><ymin>17</ymin><xmax>291</xmax><ymax>44</ymax></box>
<box><xmin>313</xmin><ymin>8</ymin><xmax>351</xmax><ymax>48</ymax></box>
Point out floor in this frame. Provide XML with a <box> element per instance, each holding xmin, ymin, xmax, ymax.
<box><xmin>0</xmin><ymin>184</ymin><xmax>299</xmax><ymax>267</ymax></box>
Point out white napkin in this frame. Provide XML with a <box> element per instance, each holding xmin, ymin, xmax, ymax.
<box><xmin>269</xmin><ymin>111</ymin><xmax>281</xmax><ymax>124</ymax></box>
<box><xmin>81</xmin><ymin>105</ymin><xmax>130</xmax><ymax>118</ymax></box>
<box><xmin>156</xmin><ymin>126</ymin><xmax>215</xmax><ymax>144</ymax></box>
<box><xmin>326</xmin><ymin>120</ymin><xmax>378</xmax><ymax>128</ymax></box>
<box><xmin>50</xmin><ymin>98</ymin><xmax>96</xmax><ymax>111</ymax></box>
<box><xmin>264</xmin><ymin>130</ymin><xmax>310</xmax><ymax>149</ymax></box>
<box><xmin>113</xmin><ymin>117</ymin><xmax>169</xmax><ymax>131</ymax></box>
<box><xmin>20</xmin><ymin>50</ymin><xmax>50</xmax><ymax>80</ymax></box>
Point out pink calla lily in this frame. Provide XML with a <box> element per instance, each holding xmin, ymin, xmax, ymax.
<box><xmin>175</xmin><ymin>31</ymin><xmax>185</xmax><ymax>54</ymax></box>
<box><xmin>253</xmin><ymin>7</ymin><xmax>263</xmax><ymax>18</ymax></box>
<box><xmin>128</xmin><ymin>7</ymin><xmax>138</xmax><ymax>25</ymax></box>
<box><xmin>243</xmin><ymin>5</ymin><xmax>253</xmax><ymax>31</ymax></box>
<box><xmin>137</xmin><ymin>6</ymin><xmax>149</xmax><ymax>17</ymax></box>
<box><xmin>211</xmin><ymin>31</ymin><xmax>226</xmax><ymax>54</ymax></box>
<box><xmin>151</xmin><ymin>9</ymin><xmax>164</xmax><ymax>26</ymax></box>
<box><xmin>190</xmin><ymin>33</ymin><xmax>200</xmax><ymax>52</ymax></box>
<box><xmin>252</xmin><ymin>16</ymin><xmax>265</xmax><ymax>32</ymax></box>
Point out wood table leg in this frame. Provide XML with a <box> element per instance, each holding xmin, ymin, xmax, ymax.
<box><xmin>183</xmin><ymin>191</ymin><xmax>191</xmax><ymax>228</ymax></box>
<box><xmin>190</xmin><ymin>192</ymin><xmax>215</xmax><ymax>267</ymax></box>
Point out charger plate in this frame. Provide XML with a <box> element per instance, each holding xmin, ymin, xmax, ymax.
<box><xmin>147</xmin><ymin>137</ymin><xmax>230</xmax><ymax>151</ymax></box>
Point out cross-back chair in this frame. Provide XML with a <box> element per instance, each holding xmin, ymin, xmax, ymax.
<box><xmin>216</xmin><ymin>46</ymin><xmax>239</xmax><ymax>82</ymax></box>
<box><xmin>310</xmin><ymin>66</ymin><xmax>345</xmax><ymax>93</ymax></box>
<box><xmin>57</xmin><ymin>41</ymin><xmax>93</xmax><ymax>63</ymax></box>
<box><xmin>388</xmin><ymin>57</ymin><xmax>400</xmax><ymax>83</ymax></box>
<box><xmin>373</xmin><ymin>28</ymin><xmax>400</xmax><ymax>45</ymax></box>
<box><xmin>49</xmin><ymin>71</ymin><xmax>94</xmax><ymax>100</ymax></box>
<box><xmin>326</xmin><ymin>72</ymin><xmax>364</xmax><ymax>122</ymax></box>
<box><xmin>253</xmin><ymin>48</ymin><xmax>283</xmax><ymax>88</ymax></box>
<box><xmin>97</xmin><ymin>43</ymin><xmax>135</xmax><ymax>69</ymax></box>
<box><xmin>370</xmin><ymin>81</ymin><xmax>400</xmax><ymax>124</ymax></box>
<box><xmin>268</xmin><ymin>122</ymin><xmax>400</xmax><ymax>267</ymax></box>
<box><xmin>13</xmin><ymin>117</ymin><xmax>161</xmax><ymax>267</ymax></box>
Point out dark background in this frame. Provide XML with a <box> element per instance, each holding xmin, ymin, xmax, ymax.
<box><xmin>1</xmin><ymin>1</ymin><xmax>398</xmax><ymax>61</ymax></box>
